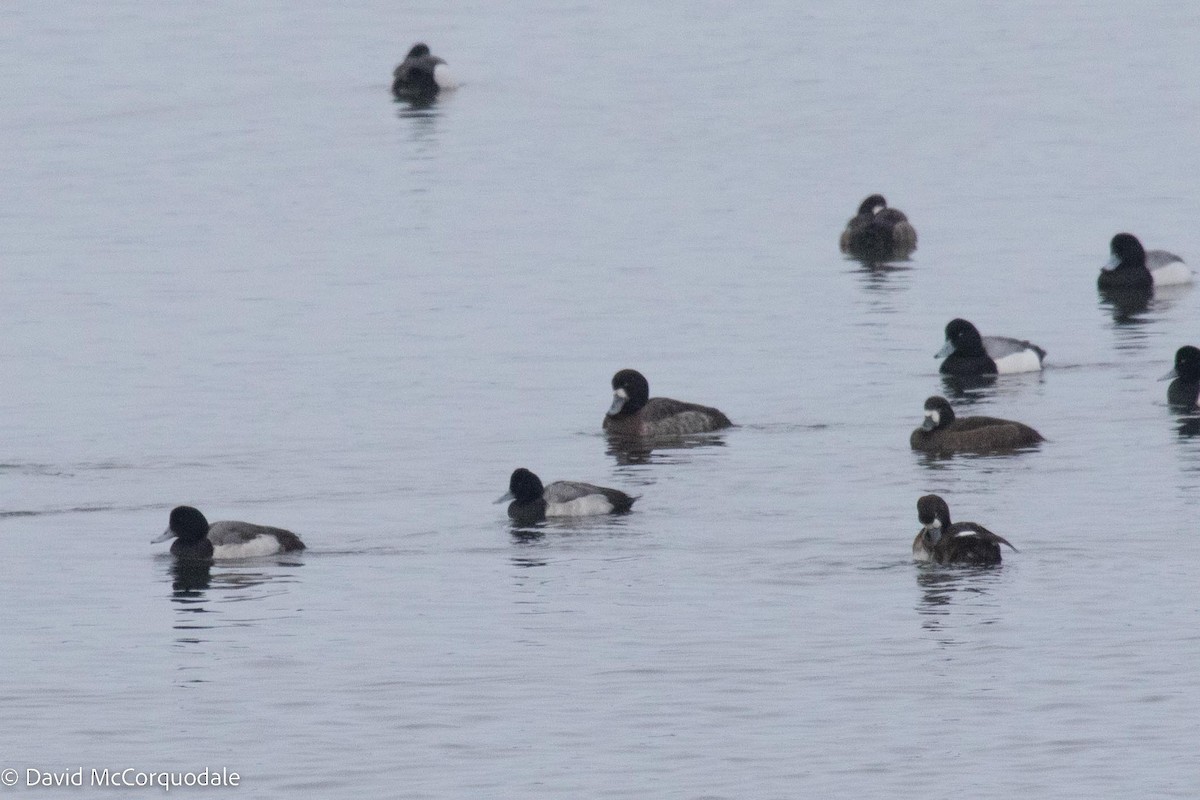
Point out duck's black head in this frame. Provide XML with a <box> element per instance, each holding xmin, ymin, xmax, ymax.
<box><xmin>943</xmin><ymin>318</ymin><xmax>985</xmax><ymax>356</ymax></box>
<box><xmin>921</xmin><ymin>396</ymin><xmax>955</xmax><ymax>432</ymax></box>
<box><xmin>1172</xmin><ymin>346</ymin><xmax>1200</xmax><ymax>383</ymax></box>
<box><xmin>507</xmin><ymin>468</ymin><xmax>545</xmax><ymax>504</ymax></box>
<box><xmin>608</xmin><ymin>369</ymin><xmax>651</xmax><ymax>416</ymax></box>
<box><xmin>917</xmin><ymin>494</ymin><xmax>952</xmax><ymax>529</ymax></box>
<box><xmin>407</xmin><ymin>42</ymin><xmax>432</xmax><ymax>59</ymax></box>
<box><xmin>857</xmin><ymin>194</ymin><xmax>887</xmax><ymax>216</ymax></box>
<box><xmin>168</xmin><ymin>505</ymin><xmax>210</xmax><ymax>543</ymax></box>
<box><xmin>1108</xmin><ymin>232</ymin><xmax>1147</xmax><ymax>270</ymax></box>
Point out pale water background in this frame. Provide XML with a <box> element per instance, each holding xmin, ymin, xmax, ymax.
<box><xmin>3</xmin><ymin>2</ymin><xmax>1200</xmax><ymax>798</ymax></box>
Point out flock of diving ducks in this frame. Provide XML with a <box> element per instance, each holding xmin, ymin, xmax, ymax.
<box><xmin>149</xmin><ymin>44</ymin><xmax>1200</xmax><ymax>569</ymax></box>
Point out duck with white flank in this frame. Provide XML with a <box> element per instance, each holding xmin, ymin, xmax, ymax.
<box><xmin>392</xmin><ymin>43</ymin><xmax>455</xmax><ymax>103</ymax></box>
<box><xmin>1099</xmin><ymin>233</ymin><xmax>1191</xmax><ymax>291</ymax></box>
<box><xmin>497</xmin><ymin>468</ymin><xmax>638</xmax><ymax>525</ymax></box>
<box><xmin>936</xmin><ymin>318</ymin><xmax>1046</xmax><ymax>376</ymax></box>
<box><xmin>153</xmin><ymin>506</ymin><xmax>306</xmax><ymax>560</ymax></box>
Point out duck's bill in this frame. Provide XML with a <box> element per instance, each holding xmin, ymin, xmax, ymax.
<box><xmin>1159</xmin><ymin>368</ymin><xmax>1179</xmax><ymax>382</ymax></box>
<box><xmin>606</xmin><ymin>390</ymin><xmax>627</xmax><ymax>416</ymax></box>
<box><xmin>151</xmin><ymin>528</ymin><xmax>175</xmax><ymax>544</ymax></box>
<box><xmin>935</xmin><ymin>341</ymin><xmax>954</xmax><ymax>358</ymax></box>
<box><xmin>1102</xmin><ymin>253</ymin><xmax>1120</xmax><ymax>272</ymax></box>
<box><xmin>921</xmin><ymin>415</ymin><xmax>937</xmax><ymax>431</ymax></box>
<box><xmin>494</xmin><ymin>491</ymin><xmax>515</xmax><ymax>504</ymax></box>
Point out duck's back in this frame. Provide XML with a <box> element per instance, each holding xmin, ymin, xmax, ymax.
<box><xmin>937</xmin><ymin>523</ymin><xmax>1015</xmax><ymax>565</ymax></box>
<box><xmin>542</xmin><ymin>482</ymin><xmax>637</xmax><ymax>515</ymax></box>
<box><xmin>913</xmin><ymin>416</ymin><xmax>1043</xmax><ymax>453</ymax></box>
<box><xmin>981</xmin><ymin>335</ymin><xmax>1045</xmax><ymax>373</ymax></box>
<box><xmin>639</xmin><ymin>397</ymin><xmax>732</xmax><ymax>435</ymax></box>
<box><xmin>208</xmin><ymin>521</ymin><xmax>306</xmax><ymax>556</ymax></box>
<box><xmin>1147</xmin><ymin>250</ymin><xmax>1193</xmax><ymax>286</ymax></box>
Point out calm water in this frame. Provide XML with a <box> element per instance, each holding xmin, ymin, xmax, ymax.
<box><xmin>3</xmin><ymin>2</ymin><xmax>1200</xmax><ymax>797</ymax></box>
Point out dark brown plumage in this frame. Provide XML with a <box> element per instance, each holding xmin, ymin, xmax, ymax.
<box><xmin>392</xmin><ymin>42</ymin><xmax>447</xmax><ymax>103</ymax></box>
<box><xmin>912</xmin><ymin>495</ymin><xmax>1016</xmax><ymax>565</ymax></box>
<box><xmin>602</xmin><ymin>369</ymin><xmax>732</xmax><ymax>437</ymax></box>
<box><xmin>839</xmin><ymin>194</ymin><xmax>918</xmax><ymax>262</ymax></box>
<box><xmin>910</xmin><ymin>396</ymin><xmax>1043</xmax><ymax>454</ymax></box>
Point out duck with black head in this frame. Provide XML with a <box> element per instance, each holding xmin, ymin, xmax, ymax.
<box><xmin>392</xmin><ymin>42</ymin><xmax>455</xmax><ymax>103</ymax></box>
<box><xmin>603</xmin><ymin>369</ymin><xmax>732</xmax><ymax>437</ymax></box>
<box><xmin>936</xmin><ymin>318</ymin><xmax>1045</xmax><ymax>376</ymax></box>
<box><xmin>910</xmin><ymin>396</ymin><xmax>1043</xmax><ymax>454</ymax></box>
<box><xmin>1161</xmin><ymin>346</ymin><xmax>1200</xmax><ymax>410</ymax></box>
<box><xmin>152</xmin><ymin>506</ymin><xmax>306</xmax><ymax>560</ymax></box>
<box><xmin>496</xmin><ymin>468</ymin><xmax>638</xmax><ymax>525</ymax></box>
<box><xmin>839</xmin><ymin>194</ymin><xmax>918</xmax><ymax>262</ymax></box>
<box><xmin>1099</xmin><ymin>233</ymin><xmax>1191</xmax><ymax>290</ymax></box>
<box><xmin>913</xmin><ymin>495</ymin><xmax>1016</xmax><ymax>565</ymax></box>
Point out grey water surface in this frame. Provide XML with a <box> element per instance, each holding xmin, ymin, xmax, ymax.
<box><xmin>3</xmin><ymin>2</ymin><xmax>1200</xmax><ymax>798</ymax></box>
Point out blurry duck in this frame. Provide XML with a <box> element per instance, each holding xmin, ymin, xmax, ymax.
<box><xmin>1161</xmin><ymin>346</ymin><xmax>1200</xmax><ymax>410</ymax></box>
<box><xmin>1099</xmin><ymin>233</ymin><xmax>1191</xmax><ymax>291</ymax></box>
<box><xmin>392</xmin><ymin>43</ymin><xmax>455</xmax><ymax>103</ymax></box>
<box><xmin>840</xmin><ymin>194</ymin><xmax>918</xmax><ymax>261</ymax></box>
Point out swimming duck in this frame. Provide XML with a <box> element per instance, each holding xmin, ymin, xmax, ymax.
<box><xmin>496</xmin><ymin>468</ymin><xmax>638</xmax><ymax>525</ymax></box>
<box><xmin>392</xmin><ymin>43</ymin><xmax>454</xmax><ymax>102</ymax></box>
<box><xmin>603</xmin><ymin>369</ymin><xmax>732</xmax><ymax>437</ymax></box>
<box><xmin>912</xmin><ymin>495</ymin><xmax>1016</xmax><ymax>565</ymax></box>
<box><xmin>839</xmin><ymin>194</ymin><xmax>918</xmax><ymax>261</ymax></box>
<box><xmin>152</xmin><ymin>506</ymin><xmax>306</xmax><ymax>560</ymax></box>
<box><xmin>936</xmin><ymin>318</ymin><xmax>1046</xmax><ymax>375</ymax></box>
<box><xmin>1161</xmin><ymin>346</ymin><xmax>1200</xmax><ymax>409</ymax></box>
<box><xmin>1099</xmin><ymin>233</ymin><xmax>1191</xmax><ymax>290</ymax></box>
<box><xmin>910</xmin><ymin>396</ymin><xmax>1043</xmax><ymax>454</ymax></box>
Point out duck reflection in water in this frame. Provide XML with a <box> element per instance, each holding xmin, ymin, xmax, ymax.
<box><xmin>163</xmin><ymin>558</ymin><xmax>305</xmax><ymax>634</ymax></box>
<box><xmin>1098</xmin><ymin>286</ymin><xmax>1153</xmax><ymax>324</ymax></box>
<box><xmin>605</xmin><ymin>432</ymin><xmax>728</xmax><ymax>466</ymax></box>
<box><xmin>938</xmin><ymin>373</ymin><xmax>998</xmax><ymax>403</ymax></box>
<box><xmin>914</xmin><ymin>566</ymin><xmax>1003</xmax><ymax>635</ymax></box>
<box><xmin>170</xmin><ymin>558</ymin><xmax>212</xmax><ymax>596</ymax></box>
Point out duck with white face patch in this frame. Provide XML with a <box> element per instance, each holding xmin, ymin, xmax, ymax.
<box><xmin>602</xmin><ymin>369</ymin><xmax>732</xmax><ymax>437</ymax></box>
<box><xmin>913</xmin><ymin>494</ymin><xmax>1017</xmax><ymax>565</ymax></box>
<box><xmin>910</xmin><ymin>396</ymin><xmax>1043</xmax><ymax>455</ymax></box>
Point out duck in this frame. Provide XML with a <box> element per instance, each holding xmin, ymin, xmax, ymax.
<box><xmin>1161</xmin><ymin>345</ymin><xmax>1200</xmax><ymax>409</ymax></box>
<box><xmin>912</xmin><ymin>495</ymin><xmax>1017</xmax><ymax>565</ymax></box>
<box><xmin>936</xmin><ymin>318</ymin><xmax>1046</xmax><ymax>375</ymax></box>
<box><xmin>496</xmin><ymin>468</ymin><xmax>638</xmax><ymax>525</ymax></box>
<box><xmin>839</xmin><ymin>194</ymin><xmax>918</xmax><ymax>261</ymax></box>
<box><xmin>602</xmin><ymin>369</ymin><xmax>733</xmax><ymax>437</ymax></box>
<box><xmin>910</xmin><ymin>396</ymin><xmax>1043</xmax><ymax>454</ymax></box>
<box><xmin>1099</xmin><ymin>233</ymin><xmax>1191</xmax><ymax>290</ymax></box>
<box><xmin>152</xmin><ymin>506</ymin><xmax>306</xmax><ymax>560</ymax></box>
<box><xmin>391</xmin><ymin>43</ymin><xmax>454</xmax><ymax>103</ymax></box>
